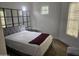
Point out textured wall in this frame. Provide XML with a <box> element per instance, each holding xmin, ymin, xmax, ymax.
<box><xmin>31</xmin><ymin>2</ymin><xmax>61</xmax><ymax>37</ymax></box>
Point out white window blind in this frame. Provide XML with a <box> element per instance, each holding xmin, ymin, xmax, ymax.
<box><xmin>66</xmin><ymin>3</ymin><xmax>79</xmax><ymax>38</ymax></box>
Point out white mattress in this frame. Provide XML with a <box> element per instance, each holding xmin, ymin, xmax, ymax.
<box><xmin>5</xmin><ymin>31</ymin><xmax>53</xmax><ymax>56</ymax></box>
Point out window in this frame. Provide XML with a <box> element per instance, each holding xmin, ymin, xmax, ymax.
<box><xmin>41</xmin><ymin>6</ymin><xmax>49</xmax><ymax>15</ymax></box>
<box><xmin>66</xmin><ymin>3</ymin><xmax>79</xmax><ymax>38</ymax></box>
<box><xmin>0</xmin><ymin>8</ymin><xmax>31</xmax><ymax>29</ymax></box>
<box><xmin>0</xmin><ymin>9</ymin><xmax>6</xmax><ymax>28</ymax></box>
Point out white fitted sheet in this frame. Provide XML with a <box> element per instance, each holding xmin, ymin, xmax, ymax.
<box><xmin>5</xmin><ymin>31</ymin><xmax>53</xmax><ymax>56</ymax></box>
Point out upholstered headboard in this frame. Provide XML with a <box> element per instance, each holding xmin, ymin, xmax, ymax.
<box><xmin>3</xmin><ymin>25</ymin><xmax>26</xmax><ymax>36</ymax></box>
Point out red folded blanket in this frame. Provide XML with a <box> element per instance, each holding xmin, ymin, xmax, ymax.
<box><xmin>29</xmin><ymin>33</ymin><xmax>49</xmax><ymax>45</ymax></box>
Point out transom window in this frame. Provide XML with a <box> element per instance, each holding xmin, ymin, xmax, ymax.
<box><xmin>41</xmin><ymin>6</ymin><xmax>49</xmax><ymax>15</ymax></box>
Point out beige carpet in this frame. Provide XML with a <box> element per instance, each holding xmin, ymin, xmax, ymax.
<box><xmin>44</xmin><ymin>39</ymin><xmax>68</xmax><ymax>56</ymax></box>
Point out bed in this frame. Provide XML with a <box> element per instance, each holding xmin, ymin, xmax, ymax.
<box><xmin>4</xmin><ymin>26</ymin><xmax>53</xmax><ymax>56</ymax></box>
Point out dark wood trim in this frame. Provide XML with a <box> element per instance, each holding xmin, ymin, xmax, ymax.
<box><xmin>11</xmin><ymin>9</ymin><xmax>14</xmax><ymax>27</ymax></box>
<box><xmin>3</xmin><ymin>8</ymin><xmax>7</xmax><ymax>28</ymax></box>
<box><xmin>26</xmin><ymin>15</ymin><xmax>28</xmax><ymax>28</ymax></box>
<box><xmin>17</xmin><ymin>10</ymin><xmax>20</xmax><ymax>26</ymax></box>
<box><xmin>22</xmin><ymin>11</ymin><xmax>24</xmax><ymax>25</ymax></box>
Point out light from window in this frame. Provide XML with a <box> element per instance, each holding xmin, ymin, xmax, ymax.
<box><xmin>41</xmin><ymin>6</ymin><xmax>49</xmax><ymax>15</ymax></box>
<box><xmin>22</xmin><ymin>6</ymin><xmax>27</xmax><ymax>11</ymax></box>
<box><xmin>66</xmin><ymin>3</ymin><xmax>79</xmax><ymax>38</ymax></box>
<box><xmin>0</xmin><ymin>10</ymin><xmax>6</xmax><ymax>28</ymax></box>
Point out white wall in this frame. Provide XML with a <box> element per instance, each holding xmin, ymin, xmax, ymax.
<box><xmin>58</xmin><ymin>2</ymin><xmax>79</xmax><ymax>47</ymax></box>
<box><xmin>31</xmin><ymin>2</ymin><xmax>61</xmax><ymax>37</ymax></box>
<box><xmin>0</xmin><ymin>2</ymin><xmax>32</xmax><ymax>11</ymax></box>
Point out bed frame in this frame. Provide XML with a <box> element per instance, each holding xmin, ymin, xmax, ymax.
<box><xmin>3</xmin><ymin>25</ymin><xmax>32</xmax><ymax>56</ymax></box>
<box><xmin>6</xmin><ymin>41</ymin><xmax>53</xmax><ymax>56</ymax></box>
<box><xmin>3</xmin><ymin>26</ymin><xmax>53</xmax><ymax>56</ymax></box>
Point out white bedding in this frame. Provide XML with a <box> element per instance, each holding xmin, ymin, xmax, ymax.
<box><xmin>5</xmin><ymin>31</ymin><xmax>53</xmax><ymax>56</ymax></box>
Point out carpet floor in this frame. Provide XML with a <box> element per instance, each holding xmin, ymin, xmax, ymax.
<box><xmin>44</xmin><ymin>39</ymin><xmax>68</xmax><ymax>56</ymax></box>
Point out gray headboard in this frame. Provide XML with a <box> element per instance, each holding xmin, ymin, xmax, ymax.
<box><xmin>3</xmin><ymin>25</ymin><xmax>26</xmax><ymax>36</ymax></box>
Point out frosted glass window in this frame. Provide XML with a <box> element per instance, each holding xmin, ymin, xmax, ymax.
<box><xmin>7</xmin><ymin>25</ymin><xmax>12</xmax><ymax>27</ymax></box>
<box><xmin>19</xmin><ymin>10</ymin><xmax>22</xmax><ymax>16</ymax></box>
<box><xmin>0</xmin><ymin>8</ymin><xmax>31</xmax><ymax>28</ymax></box>
<box><xmin>66</xmin><ymin>3</ymin><xmax>79</xmax><ymax>38</ymax></box>
<box><xmin>13</xmin><ymin>18</ymin><xmax>18</xmax><ymax>23</ymax></box>
<box><xmin>41</xmin><ymin>6</ymin><xmax>49</xmax><ymax>14</ymax></box>
<box><xmin>24</xmin><ymin>23</ymin><xmax>27</xmax><ymax>27</ymax></box>
<box><xmin>19</xmin><ymin>17</ymin><xmax>23</xmax><ymax>25</ymax></box>
<box><xmin>12</xmin><ymin>10</ymin><xmax>17</xmax><ymax>16</ymax></box>
<box><xmin>24</xmin><ymin>17</ymin><xmax>27</xmax><ymax>21</ymax></box>
<box><xmin>5</xmin><ymin>9</ymin><xmax>11</xmax><ymax>16</ymax></box>
<box><xmin>23</xmin><ymin>11</ymin><xmax>26</xmax><ymax>16</ymax></box>
<box><xmin>6</xmin><ymin>18</ymin><xmax>12</xmax><ymax>24</ymax></box>
<box><xmin>14</xmin><ymin>24</ymin><xmax>18</xmax><ymax>26</ymax></box>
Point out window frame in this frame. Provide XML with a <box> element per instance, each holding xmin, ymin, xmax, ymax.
<box><xmin>0</xmin><ymin>7</ymin><xmax>32</xmax><ymax>29</ymax></box>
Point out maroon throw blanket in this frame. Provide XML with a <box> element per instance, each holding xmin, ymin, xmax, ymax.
<box><xmin>29</xmin><ymin>33</ymin><xmax>49</xmax><ymax>45</ymax></box>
